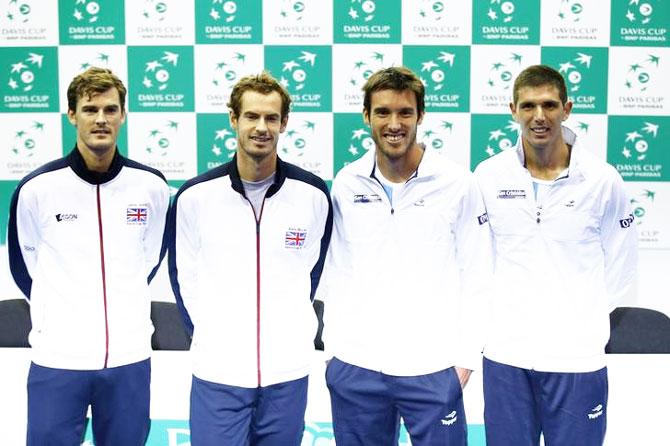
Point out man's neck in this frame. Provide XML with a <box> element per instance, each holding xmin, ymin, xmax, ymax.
<box><xmin>523</xmin><ymin>140</ymin><xmax>570</xmax><ymax>181</ymax></box>
<box><xmin>78</xmin><ymin>146</ymin><xmax>115</xmax><ymax>173</ymax></box>
<box><xmin>237</xmin><ymin>151</ymin><xmax>277</xmax><ymax>182</ymax></box>
<box><xmin>376</xmin><ymin>144</ymin><xmax>424</xmax><ymax>183</ymax></box>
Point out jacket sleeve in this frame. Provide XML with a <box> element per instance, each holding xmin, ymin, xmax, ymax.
<box><xmin>600</xmin><ymin>173</ymin><xmax>638</xmax><ymax>311</ymax></box>
<box><xmin>167</xmin><ymin>187</ymin><xmax>199</xmax><ymax>335</ymax></box>
<box><xmin>453</xmin><ymin>174</ymin><xmax>494</xmax><ymax>371</ymax></box>
<box><xmin>309</xmin><ymin>184</ymin><xmax>333</xmax><ymax>301</ymax></box>
<box><xmin>146</xmin><ymin>180</ymin><xmax>171</xmax><ymax>283</ymax></box>
<box><xmin>7</xmin><ymin>182</ymin><xmax>39</xmax><ymax>299</ymax></box>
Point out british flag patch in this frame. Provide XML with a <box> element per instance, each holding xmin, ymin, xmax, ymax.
<box><xmin>127</xmin><ymin>207</ymin><xmax>148</xmax><ymax>225</ymax></box>
<box><xmin>285</xmin><ymin>228</ymin><xmax>307</xmax><ymax>249</ymax></box>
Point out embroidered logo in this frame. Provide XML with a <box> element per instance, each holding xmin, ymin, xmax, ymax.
<box><xmin>497</xmin><ymin>189</ymin><xmax>526</xmax><ymax>199</ymax></box>
<box><xmin>127</xmin><ymin>207</ymin><xmax>148</xmax><ymax>225</ymax></box>
<box><xmin>353</xmin><ymin>193</ymin><xmax>382</xmax><ymax>203</ymax></box>
<box><xmin>588</xmin><ymin>404</ymin><xmax>604</xmax><ymax>420</ymax></box>
<box><xmin>55</xmin><ymin>213</ymin><xmax>77</xmax><ymax>222</ymax></box>
<box><xmin>619</xmin><ymin>213</ymin><xmax>634</xmax><ymax>228</ymax></box>
<box><xmin>441</xmin><ymin>410</ymin><xmax>458</xmax><ymax>426</ymax></box>
<box><xmin>477</xmin><ymin>212</ymin><xmax>489</xmax><ymax>225</ymax></box>
<box><xmin>285</xmin><ymin>228</ymin><xmax>307</xmax><ymax>249</ymax></box>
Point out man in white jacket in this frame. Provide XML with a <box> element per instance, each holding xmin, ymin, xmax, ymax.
<box><xmin>320</xmin><ymin>66</ymin><xmax>492</xmax><ymax>445</ymax></box>
<box><xmin>474</xmin><ymin>65</ymin><xmax>638</xmax><ymax>446</ymax></box>
<box><xmin>8</xmin><ymin>67</ymin><xmax>170</xmax><ymax>445</ymax></box>
<box><xmin>168</xmin><ymin>72</ymin><xmax>332</xmax><ymax>445</ymax></box>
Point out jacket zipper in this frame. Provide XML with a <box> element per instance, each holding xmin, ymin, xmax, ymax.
<box><xmin>246</xmin><ymin>197</ymin><xmax>266</xmax><ymax>387</ymax></box>
<box><xmin>96</xmin><ymin>185</ymin><xmax>110</xmax><ymax>368</ymax></box>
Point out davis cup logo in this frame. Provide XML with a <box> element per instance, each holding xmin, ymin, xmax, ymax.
<box><xmin>210</xmin><ymin>0</ymin><xmax>237</xmax><ymax>22</ymax></box>
<box><xmin>558</xmin><ymin>0</ymin><xmax>584</xmax><ymax>22</ymax></box>
<box><xmin>349</xmin><ymin>0</ymin><xmax>376</xmax><ymax>22</ymax></box>
<box><xmin>559</xmin><ymin>53</ymin><xmax>592</xmax><ymax>92</ymax></box>
<box><xmin>211</xmin><ymin>52</ymin><xmax>246</xmax><ymax>91</ymax></box>
<box><xmin>78</xmin><ymin>52</ymin><xmax>111</xmax><ymax>70</ymax></box>
<box><xmin>421</xmin><ymin>121</ymin><xmax>452</xmax><ymax>153</ymax></box>
<box><xmin>486</xmin><ymin>120</ymin><xmax>519</xmax><ymax>157</ymax></box>
<box><xmin>625</xmin><ymin>54</ymin><xmax>659</xmax><ymax>92</ymax></box>
<box><xmin>142</xmin><ymin>51</ymin><xmax>179</xmax><ymax>91</ymax></box>
<box><xmin>348</xmin><ymin>126</ymin><xmax>374</xmax><ymax>159</ymax></box>
<box><xmin>622</xmin><ymin>122</ymin><xmax>657</xmax><ymax>161</ymax></box>
<box><xmin>5</xmin><ymin>0</ymin><xmax>34</xmax><ymax>23</ymax></box>
<box><xmin>420</xmin><ymin>52</ymin><xmax>454</xmax><ymax>92</ymax></box>
<box><xmin>488</xmin><ymin>53</ymin><xmax>522</xmax><ymax>90</ymax></box>
<box><xmin>630</xmin><ymin>189</ymin><xmax>655</xmax><ymax>225</ymax></box>
<box><xmin>349</xmin><ymin>52</ymin><xmax>385</xmax><ymax>88</ymax></box>
<box><xmin>142</xmin><ymin>0</ymin><xmax>168</xmax><ymax>21</ymax></box>
<box><xmin>211</xmin><ymin>127</ymin><xmax>237</xmax><ymax>160</ymax></box>
<box><xmin>487</xmin><ymin>0</ymin><xmax>516</xmax><ymax>23</ymax></box>
<box><xmin>8</xmin><ymin>52</ymin><xmax>42</xmax><ymax>92</ymax></box>
<box><xmin>419</xmin><ymin>0</ymin><xmax>446</xmax><ymax>20</ymax></box>
<box><xmin>281</xmin><ymin>121</ymin><xmax>315</xmax><ymax>158</ymax></box>
<box><xmin>10</xmin><ymin>121</ymin><xmax>43</xmax><ymax>158</ymax></box>
<box><xmin>72</xmin><ymin>0</ymin><xmax>102</xmax><ymax>23</ymax></box>
<box><xmin>626</xmin><ymin>0</ymin><xmax>655</xmax><ymax>24</ymax></box>
<box><xmin>281</xmin><ymin>0</ymin><xmax>306</xmax><ymax>21</ymax></box>
<box><xmin>280</xmin><ymin>51</ymin><xmax>316</xmax><ymax>92</ymax></box>
<box><xmin>145</xmin><ymin>120</ymin><xmax>179</xmax><ymax>157</ymax></box>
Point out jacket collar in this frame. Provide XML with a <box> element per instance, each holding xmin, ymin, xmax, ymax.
<box><xmin>350</xmin><ymin>143</ymin><xmax>439</xmax><ymax>182</ymax></box>
<box><xmin>228</xmin><ymin>153</ymin><xmax>287</xmax><ymax>198</ymax></box>
<box><xmin>514</xmin><ymin>126</ymin><xmax>587</xmax><ymax>181</ymax></box>
<box><xmin>68</xmin><ymin>146</ymin><xmax>124</xmax><ymax>185</ymax></box>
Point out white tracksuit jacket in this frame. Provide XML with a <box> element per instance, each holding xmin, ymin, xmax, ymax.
<box><xmin>319</xmin><ymin>148</ymin><xmax>493</xmax><ymax>375</ymax></box>
<box><xmin>474</xmin><ymin>127</ymin><xmax>638</xmax><ymax>372</ymax></box>
<box><xmin>8</xmin><ymin>148</ymin><xmax>170</xmax><ymax>370</ymax></box>
<box><xmin>168</xmin><ymin>156</ymin><xmax>333</xmax><ymax>388</ymax></box>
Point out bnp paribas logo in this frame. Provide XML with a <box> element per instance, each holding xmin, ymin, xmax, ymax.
<box><xmin>334</xmin><ymin>0</ymin><xmax>401</xmax><ymax>43</ymax></box>
<box><xmin>543</xmin><ymin>47</ymin><xmax>608</xmax><ymax>113</ymax></box>
<box><xmin>265</xmin><ymin>46</ymin><xmax>331</xmax><ymax>111</ymax></box>
<box><xmin>128</xmin><ymin>46</ymin><xmax>194</xmax><ymax>111</ymax></box>
<box><xmin>557</xmin><ymin>0</ymin><xmax>585</xmax><ymax>22</ymax></box>
<box><xmin>58</xmin><ymin>0</ymin><xmax>124</xmax><ymax>44</ymax></box>
<box><xmin>470</xmin><ymin>114</ymin><xmax>519</xmax><ymax>170</ymax></box>
<box><xmin>473</xmin><ymin>0</ymin><xmax>539</xmax><ymax>44</ymax></box>
<box><xmin>608</xmin><ymin>116</ymin><xmax>668</xmax><ymax>181</ymax></box>
<box><xmin>404</xmin><ymin>46</ymin><xmax>470</xmax><ymax>111</ymax></box>
<box><xmin>1</xmin><ymin>47</ymin><xmax>58</xmax><ymax>112</ymax></box>
<box><xmin>624</xmin><ymin>54</ymin><xmax>660</xmax><ymax>93</ymax></box>
<box><xmin>611</xmin><ymin>0</ymin><xmax>668</xmax><ymax>45</ymax></box>
<box><xmin>196</xmin><ymin>113</ymin><xmax>236</xmax><ymax>173</ymax></box>
<box><xmin>195</xmin><ymin>0</ymin><xmax>262</xmax><ymax>43</ymax></box>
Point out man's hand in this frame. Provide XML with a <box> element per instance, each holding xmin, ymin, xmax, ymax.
<box><xmin>455</xmin><ymin>367</ymin><xmax>472</xmax><ymax>389</ymax></box>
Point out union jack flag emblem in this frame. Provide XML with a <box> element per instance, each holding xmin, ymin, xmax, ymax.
<box><xmin>127</xmin><ymin>207</ymin><xmax>148</xmax><ymax>225</ymax></box>
<box><xmin>285</xmin><ymin>229</ymin><xmax>307</xmax><ymax>249</ymax></box>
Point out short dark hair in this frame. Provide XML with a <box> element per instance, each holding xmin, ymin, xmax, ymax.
<box><xmin>513</xmin><ymin>64</ymin><xmax>568</xmax><ymax>106</ymax></box>
<box><xmin>362</xmin><ymin>66</ymin><xmax>425</xmax><ymax>116</ymax></box>
<box><xmin>227</xmin><ymin>71</ymin><xmax>291</xmax><ymax>121</ymax></box>
<box><xmin>67</xmin><ymin>67</ymin><xmax>126</xmax><ymax>112</ymax></box>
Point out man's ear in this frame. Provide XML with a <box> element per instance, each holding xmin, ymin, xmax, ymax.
<box><xmin>229</xmin><ymin>111</ymin><xmax>237</xmax><ymax>130</ymax></box>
